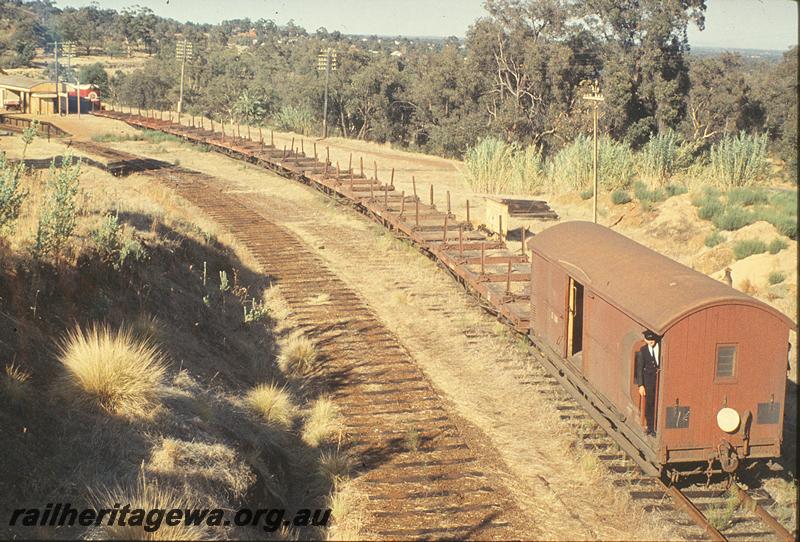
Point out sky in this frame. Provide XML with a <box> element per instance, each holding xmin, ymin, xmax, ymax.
<box><xmin>55</xmin><ymin>0</ymin><xmax>798</xmax><ymax>51</ymax></box>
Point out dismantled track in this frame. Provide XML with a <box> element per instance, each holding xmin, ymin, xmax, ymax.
<box><xmin>76</xmin><ymin>111</ymin><xmax>795</xmax><ymax>541</ymax></box>
<box><xmin>96</xmin><ymin>156</ymin><xmax>524</xmax><ymax>539</ymax></box>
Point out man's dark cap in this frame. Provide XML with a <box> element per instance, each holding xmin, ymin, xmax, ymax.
<box><xmin>643</xmin><ymin>330</ymin><xmax>659</xmax><ymax>340</ymax></box>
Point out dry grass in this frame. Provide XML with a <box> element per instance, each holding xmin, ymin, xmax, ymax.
<box><xmin>307</xmin><ymin>293</ymin><xmax>331</xmax><ymax>306</ymax></box>
<box><xmin>89</xmin><ymin>471</ymin><xmax>210</xmax><ymax>540</ymax></box>
<box><xmin>2</xmin><ymin>362</ymin><xmax>31</xmax><ymax>402</ymax></box>
<box><xmin>318</xmin><ymin>448</ymin><xmax>351</xmax><ymax>484</ymax></box>
<box><xmin>245</xmin><ymin>382</ymin><xmax>295</xmax><ymax>428</ymax></box>
<box><xmin>738</xmin><ymin>278</ymin><xmax>759</xmax><ymax>296</ymax></box>
<box><xmin>326</xmin><ymin>481</ymin><xmax>366</xmax><ymax>541</ymax></box>
<box><xmin>148</xmin><ymin>437</ymin><xmax>256</xmax><ymax>501</ymax></box>
<box><xmin>302</xmin><ymin>396</ymin><xmax>341</xmax><ymax>447</ymax></box>
<box><xmin>262</xmin><ymin>286</ymin><xmax>292</xmax><ymax>325</ymax></box>
<box><xmin>58</xmin><ymin>325</ymin><xmax>167</xmax><ymax>419</ymax></box>
<box><xmin>278</xmin><ymin>335</ymin><xmax>318</xmax><ymax>376</ymax></box>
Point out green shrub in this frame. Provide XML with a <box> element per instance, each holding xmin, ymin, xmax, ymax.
<box><xmin>705</xmin><ymin>231</ymin><xmax>725</xmax><ymax>248</ymax></box>
<box><xmin>464</xmin><ymin>137</ymin><xmax>545</xmax><ymax>194</ymax></box>
<box><xmin>709</xmin><ymin>131</ymin><xmax>770</xmax><ymax>187</ymax></box>
<box><xmin>633</xmin><ymin>181</ymin><xmax>667</xmax><ymax>204</ymax></box>
<box><xmin>770</xmin><ymin>217</ymin><xmax>798</xmax><ymax>240</ymax></box>
<box><xmin>732</xmin><ymin>239</ymin><xmax>767</xmax><ymax>260</ymax></box>
<box><xmin>768</xmin><ymin>238</ymin><xmax>788</xmax><ymax>254</ymax></box>
<box><xmin>728</xmin><ymin>187</ymin><xmax>769</xmax><ymax>207</ymax></box>
<box><xmin>579</xmin><ymin>188</ymin><xmax>594</xmax><ymax>200</ymax></box>
<box><xmin>665</xmin><ymin>183</ymin><xmax>688</xmax><ymax>197</ymax></box>
<box><xmin>0</xmin><ymin>153</ymin><xmax>27</xmax><ymax>235</ymax></box>
<box><xmin>272</xmin><ymin>105</ymin><xmax>315</xmax><ymax>135</ymax></box>
<box><xmin>549</xmin><ymin>135</ymin><xmax>636</xmax><ymax>192</ymax></box>
<box><xmin>768</xmin><ymin>271</ymin><xmax>785</xmax><ymax>285</ymax></box>
<box><xmin>638</xmin><ymin>129</ymin><xmax>687</xmax><ymax>182</ymax></box>
<box><xmin>713</xmin><ymin>206</ymin><xmax>756</xmax><ymax>231</ymax></box>
<box><xmin>697</xmin><ymin>199</ymin><xmax>725</xmax><ymax>221</ymax></box>
<box><xmin>611</xmin><ymin>189</ymin><xmax>632</xmax><ymax>205</ymax></box>
<box><xmin>34</xmin><ymin>154</ymin><xmax>81</xmax><ymax>259</ymax></box>
<box><xmin>91</xmin><ymin>212</ymin><xmax>122</xmax><ymax>262</ymax></box>
<box><xmin>90</xmin><ymin>213</ymin><xmax>146</xmax><ymax>269</ymax></box>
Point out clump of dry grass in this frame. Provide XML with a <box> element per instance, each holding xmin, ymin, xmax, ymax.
<box><xmin>89</xmin><ymin>472</ymin><xmax>209</xmax><ymax>540</ymax></box>
<box><xmin>738</xmin><ymin>278</ymin><xmax>759</xmax><ymax>296</ymax></box>
<box><xmin>2</xmin><ymin>362</ymin><xmax>31</xmax><ymax>402</ymax></box>
<box><xmin>278</xmin><ymin>335</ymin><xmax>318</xmax><ymax>375</ymax></box>
<box><xmin>326</xmin><ymin>482</ymin><xmax>365</xmax><ymax>541</ymax></box>
<box><xmin>148</xmin><ymin>437</ymin><xmax>256</xmax><ymax>501</ymax></box>
<box><xmin>318</xmin><ymin>448</ymin><xmax>351</xmax><ymax>483</ymax></box>
<box><xmin>302</xmin><ymin>396</ymin><xmax>341</xmax><ymax>447</ymax></box>
<box><xmin>261</xmin><ymin>286</ymin><xmax>291</xmax><ymax>323</ymax></box>
<box><xmin>58</xmin><ymin>325</ymin><xmax>167</xmax><ymax>419</ymax></box>
<box><xmin>246</xmin><ymin>382</ymin><xmax>295</xmax><ymax>428</ymax></box>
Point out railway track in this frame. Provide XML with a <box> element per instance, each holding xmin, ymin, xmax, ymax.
<box><xmin>127</xmin><ymin>163</ymin><xmax>525</xmax><ymax>539</ymax></box>
<box><xmin>68</xmin><ymin>112</ymin><xmax>795</xmax><ymax>541</ymax></box>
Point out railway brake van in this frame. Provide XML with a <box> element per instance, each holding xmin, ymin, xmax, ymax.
<box><xmin>527</xmin><ymin>221</ymin><xmax>795</xmax><ymax>479</ymax></box>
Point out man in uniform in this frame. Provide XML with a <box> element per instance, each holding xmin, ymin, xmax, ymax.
<box><xmin>635</xmin><ymin>330</ymin><xmax>660</xmax><ymax>436</ymax></box>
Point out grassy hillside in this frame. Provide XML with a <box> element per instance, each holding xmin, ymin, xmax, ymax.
<box><xmin>0</xmin><ymin>132</ymin><xmax>344</xmax><ymax>539</ymax></box>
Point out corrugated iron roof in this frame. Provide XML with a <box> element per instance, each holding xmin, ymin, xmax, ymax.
<box><xmin>528</xmin><ymin>221</ymin><xmax>795</xmax><ymax>334</ymax></box>
<box><xmin>0</xmin><ymin>74</ymin><xmax>53</xmax><ymax>90</ymax></box>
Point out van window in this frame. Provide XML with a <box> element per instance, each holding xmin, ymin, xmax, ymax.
<box><xmin>716</xmin><ymin>345</ymin><xmax>736</xmax><ymax>378</ymax></box>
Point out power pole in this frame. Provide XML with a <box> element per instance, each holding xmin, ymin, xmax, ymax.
<box><xmin>63</xmin><ymin>41</ymin><xmax>75</xmax><ymax>115</ymax></box>
<box><xmin>53</xmin><ymin>40</ymin><xmax>60</xmax><ymax>115</ymax></box>
<box><xmin>317</xmin><ymin>48</ymin><xmax>337</xmax><ymax>138</ymax></box>
<box><xmin>582</xmin><ymin>79</ymin><xmax>604</xmax><ymax>224</ymax></box>
<box><xmin>176</xmin><ymin>40</ymin><xmax>193</xmax><ymax>122</ymax></box>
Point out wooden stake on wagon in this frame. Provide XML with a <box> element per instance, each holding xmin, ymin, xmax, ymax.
<box><xmin>313</xmin><ymin>142</ymin><xmax>317</xmax><ymax>160</ymax></box>
<box><xmin>360</xmin><ymin>156</ymin><xmax>364</xmax><ymax>178</ymax></box>
<box><xmin>237</xmin><ymin>123</ymin><xmax>241</xmax><ymax>138</ymax></box>
<box><xmin>415</xmin><ymin>199</ymin><xmax>420</xmax><ymax>227</ymax></box>
<box><xmin>282</xmin><ymin>145</ymin><xmax>287</xmax><ymax>159</ymax></box>
<box><xmin>466</xmin><ymin>200</ymin><xmax>470</xmax><ymax>225</ymax></box>
<box><xmin>430</xmin><ymin>184</ymin><xmax>434</xmax><ymax>206</ymax></box>
<box><xmin>271</xmin><ymin>130</ymin><xmax>275</xmax><ymax>147</ymax></box>
<box><xmin>447</xmin><ymin>190</ymin><xmax>451</xmax><ymax>215</ymax></box>
<box><xmin>290</xmin><ymin>137</ymin><xmax>295</xmax><ymax>157</ymax></box>
<box><xmin>301</xmin><ymin>139</ymin><xmax>304</xmax><ymax>155</ymax></box>
<box><xmin>259</xmin><ymin>126</ymin><xmax>263</xmax><ymax>144</ymax></box>
<box><xmin>348</xmin><ymin>154</ymin><xmax>353</xmax><ymax>176</ymax></box>
<box><xmin>221</xmin><ymin>122</ymin><xmax>225</xmax><ymax>142</ymax></box>
<box><xmin>412</xmin><ymin>176</ymin><xmax>417</xmax><ymax>199</ymax></box>
<box><xmin>390</xmin><ymin>167</ymin><xmax>395</xmax><ymax>188</ymax></box>
<box><xmin>442</xmin><ymin>214</ymin><xmax>449</xmax><ymax>243</ymax></box>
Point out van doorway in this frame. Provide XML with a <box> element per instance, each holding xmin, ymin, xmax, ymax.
<box><xmin>567</xmin><ymin>278</ymin><xmax>584</xmax><ymax>359</ymax></box>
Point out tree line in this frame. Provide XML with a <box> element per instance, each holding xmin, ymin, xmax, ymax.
<box><xmin>1</xmin><ymin>0</ymin><xmax>797</xmax><ymax>176</ymax></box>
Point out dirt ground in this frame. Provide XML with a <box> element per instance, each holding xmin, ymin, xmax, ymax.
<box><xmin>3</xmin><ymin>115</ymin><xmax>797</xmax><ymax>539</ymax></box>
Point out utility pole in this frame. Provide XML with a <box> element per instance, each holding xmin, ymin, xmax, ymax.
<box><xmin>176</xmin><ymin>40</ymin><xmax>193</xmax><ymax>122</ymax></box>
<box><xmin>63</xmin><ymin>41</ymin><xmax>75</xmax><ymax>115</ymax></box>
<box><xmin>52</xmin><ymin>40</ymin><xmax>60</xmax><ymax>115</ymax></box>
<box><xmin>317</xmin><ymin>48</ymin><xmax>337</xmax><ymax>138</ymax></box>
<box><xmin>582</xmin><ymin>79</ymin><xmax>604</xmax><ymax>224</ymax></box>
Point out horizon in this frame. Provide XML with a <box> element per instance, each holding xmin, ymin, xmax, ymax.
<box><xmin>50</xmin><ymin>0</ymin><xmax>798</xmax><ymax>52</ymax></box>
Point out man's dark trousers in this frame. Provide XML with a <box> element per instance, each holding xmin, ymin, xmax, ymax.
<box><xmin>635</xmin><ymin>345</ymin><xmax>658</xmax><ymax>433</ymax></box>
